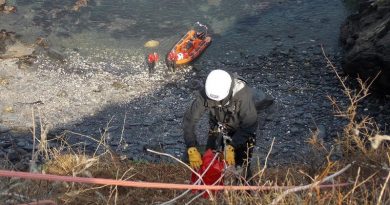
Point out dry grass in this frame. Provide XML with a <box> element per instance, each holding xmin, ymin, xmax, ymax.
<box><xmin>0</xmin><ymin>137</ymin><xmax>388</xmax><ymax>204</ymax></box>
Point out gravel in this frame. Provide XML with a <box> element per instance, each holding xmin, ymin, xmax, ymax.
<box><xmin>1</xmin><ymin>43</ymin><xmax>389</xmax><ymax>171</ymax></box>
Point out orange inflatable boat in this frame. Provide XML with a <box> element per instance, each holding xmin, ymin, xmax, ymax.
<box><xmin>166</xmin><ymin>26</ymin><xmax>211</xmax><ymax>71</ymax></box>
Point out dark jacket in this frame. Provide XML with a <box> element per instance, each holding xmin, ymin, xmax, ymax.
<box><xmin>183</xmin><ymin>75</ymin><xmax>258</xmax><ymax>149</ymax></box>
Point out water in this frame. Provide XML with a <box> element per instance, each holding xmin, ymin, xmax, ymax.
<box><xmin>1</xmin><ymin>0</ymin><xmax>348</xmax><ymax>65</ymax></box>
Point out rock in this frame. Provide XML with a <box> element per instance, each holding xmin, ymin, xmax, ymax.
<box><xmin>22</xmin><ymin>141</ymin><xmax>35</xmax><ymax>151</ymax></box>
<box><xmin>0</xmin><ymin>41</ymin><xmax>34</xmax><ymax>59</ymax></box>
<box><xmin>46</xmin><ymin>48</ymin><xmax>66</xmax><ymax>62</ymax></box>
<box><xmin>290</xmin><ymin>127</ymin><xmax>300</xmax><ymax>133</ymax></box>
<box><xmin>252</xmin><ymin>88</ymin><xmax>274</xmax><ymax>111</ymax></box>
<box><xmin>340</xmin><ymin>0</ymin><xmax>390</xmax><ymax>93</ymax></box>
<box><xmin>0</xmin><ymin>124</ymin><xmax>10</xmax><ymax>133</ymax></box>
<box><xmin>0</xmin><ymin>1</ymin><xmax>16</xmax><ymax>14</ymax></box>
<box><xmin>316</xmin><ymin>124</ymin><xmax>327</xmax><ymax>140</ymax></box>
<box><xmin>7</xmin><ymin>150</ymin><xmax>20</xmax><ymax>162</ymax></box>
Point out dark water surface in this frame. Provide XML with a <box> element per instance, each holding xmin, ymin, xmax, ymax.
<box><xmin>1</xmin><ymin>0</ymin><xmax>348</xmax><ymax>63</ymax></box>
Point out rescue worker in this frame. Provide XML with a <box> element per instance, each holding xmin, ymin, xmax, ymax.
<box><xmin>185</xmin><ymin>38</ymin><xmax>194</xmax><ymax>51</ymax></box>
<box><xmin>146</xmin><ymin>52</ymin><xmax>159</xmax><ymax>74</ymax></box>
<box><xmin>183</xmin><ymin>69</ymin><xmax>258</xmax><ymax>181</ymax></box>
<box><xmin>166</xmin><ymin>51</ymin><xmax>177</xmax><ymax>72</ymax></box>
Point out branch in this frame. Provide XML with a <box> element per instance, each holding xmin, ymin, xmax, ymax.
<box><xmin>146</xmin><ymin>149</ymin><xmax>214</xmax><ymax>201</ymax></box>
<box><xmin>270</xmin><ymin>164</ymin><xmax>351</xmax><ymax>205</ymax></box>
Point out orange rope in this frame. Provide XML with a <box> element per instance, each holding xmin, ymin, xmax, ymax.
<box><xmin>0</xmin><ymin>170</ymin><xmax>350</xmax><ymax>191</ymax></box>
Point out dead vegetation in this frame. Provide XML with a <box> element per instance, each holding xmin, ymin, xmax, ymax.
<box><xmin>0</xmin><ymin>50</ymin><xmax>389</xmax><ymax>204</ymax></box>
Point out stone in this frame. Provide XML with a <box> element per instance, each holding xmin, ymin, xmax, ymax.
<box><xmin>252</xmin><ymin>88</ymin><xmax>274</xmax><ymax>111</ymax></box>
<box><xmin>340</xmin><ymin>0</ymin><xmax>390</xmax><ymax>93</ymax></box>
<box><xmin>0</xmin><ymin>124</ymin><xmax>10</xmax><ymax>133</ymax></box>
<box><xmin>0</xmin><ymin>41</ymin><xmax>34</xmax><ymax>58</ymax></box>
<box><xmin>46</xmin><ymin>48</ymin><xmax>66</xmax><ymax>62</ymax></box>
<box><xmin>316</xmin><ymin>124</ymin><xmax>327</xmax><ymax>140</ymax></box>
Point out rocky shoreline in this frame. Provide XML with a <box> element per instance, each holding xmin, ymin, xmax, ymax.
<box><xmin>1</xmin><ymin>37</ymin><xmax>389</xmax><ymax>171</ymax></box>
<box><xmin>340</xmin><ymin>0</ymin><xmax>390</xmax><ymax>93</ymax></box>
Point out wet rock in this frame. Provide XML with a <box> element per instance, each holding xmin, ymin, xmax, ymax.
<box><xmin>14</xmin><ymin>161</ymin><xmax>29</xmax><ymax>171</ymax></box>
<box><xmin>340</xmin><ymin>0</ymin><xmax>390</xmax><ymax>93</ymax></box>
<box><xmin>46</xmin><ymin>48</ymin><xmax>66</xmax><ymax>62</ymax></box>
<box><xmin>290</xmin><ymin>127</ymin><xmax>300</xmax><ymax>133</ymax></box>
<box><xmin>7</xmin><ymin>148</ymin><xmax>28</xmax><ymax>162</ymax></box>
<box><xmin>0</xmin><ymin>0</ymin><xmax>16</xmax><ymax>14</ymax></box>
<box><xmin>0</xmin><ymin>41</ymin><xmax>34</xmax><ymax>59</ymax></box>
<box><xmin>316</xmin><ymin>124</ymin><xmax>327</xmax><ymax>140</ymax></box>
<box><xmin>0</xmin><ymin>124</ymin><xmax>10</xmax><ymax>133</ymax></box>
<box><xmin>0</xmin><ymin>140</ymin><xmax>11</xmax><ymax>149</ymax></box>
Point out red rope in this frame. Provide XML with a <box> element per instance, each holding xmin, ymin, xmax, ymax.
<box><xmin>0</xmin><ymin>170</ymin><xmax>350</xmax><ymax>191</ymax></box>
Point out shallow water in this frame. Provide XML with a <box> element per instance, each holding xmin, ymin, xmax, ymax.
<box><xmin>1</xmin><ymin>0</ymin><xmax>348</xmax><ymax>66</ymax></box>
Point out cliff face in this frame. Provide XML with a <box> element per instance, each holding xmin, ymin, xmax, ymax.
<box><xmin>340</xmin><ymin>0</ymin><xmax>390</xmax><ymax>93</ymax></box>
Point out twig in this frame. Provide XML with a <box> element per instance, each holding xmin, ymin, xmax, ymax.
<box><xmin>346</xmin><ymin>167</ymin><xmax>360</xmax><ymax>202</ymax></box>
<box><xmin>160</xmin><ymin>152</ymin><xmax>220</xmax><ymax>205</ymax></box>
<box><xmin>377</xmin><ymin>154</ymin><xmax>390</xmax><ymax>205</ymax></box>
<box><xmin>38</xmin><ymin>108</ymin><xmax>50</xmax><ymax>159</ymax></box>
<box><xmin>270</xmin><ymin>164</ymin><xmax>351</xmax><ymax>205</ymax></box>
<box><xmin>376</xmin><ymin>172</ymin><xmax>390</xmax><ymax>205</ymax></box>
<box><xmin>94</xmin><ymin>116</ymin><xmax>114</xmax><ymax>157</ymax></box>
<box><xmin>248</xmin><ymin>137</ymin><xmax>275</xmax><ymax>182</ymax></box>
<box><xmin>343</xmin><ymin>169</ymin><xmax>377</xmax><ymax>201</ymax></box>
<box><xmin>186</xmin><ymin>173</ymin><xmax>225</xmax><ymax>205</ymax></box>
<box><xmin>321</xmin><ymin>46</ymin><xmax>352</xmax><ymax>102</ymax></box>
<box><xmin>146</xmin><ymin>149</ymin><xmax>214</xmax><ymax>200</ymax></box>
<box><xmin>30</xmin><ymin>107</ymin><xmax>37</xmax><ymax>172</ymax></box>
<box><xmin>118</xmin><ymin>112</ymin><xmax>127</xmax><ymax>149</ymax></box>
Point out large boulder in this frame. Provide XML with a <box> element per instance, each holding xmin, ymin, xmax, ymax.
<box><xmin>340</xmin><ymin>0</ymin><xmax>390</xmax><ymax>93</ymax></box>
<box><xmin>0</xmin><ymin>30</ymin><xmax>34</xmax><ymax>59</ymax></box>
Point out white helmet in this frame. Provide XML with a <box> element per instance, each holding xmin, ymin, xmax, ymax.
<box><xmin>205</xmin><ymin>69</ymin><xmax>232</xmax><ymax>101</ymax></box>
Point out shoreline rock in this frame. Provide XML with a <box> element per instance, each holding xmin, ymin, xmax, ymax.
<box><xmin>340</xmin><ymin>0</ymin><xmax>390</xmax><ymax>93</ymax></box>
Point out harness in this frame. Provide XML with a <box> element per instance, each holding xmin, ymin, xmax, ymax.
<box><xmin>215</xmin><ymin>122</ymin><xmax>232</xmax><ymax>151</ymax></box>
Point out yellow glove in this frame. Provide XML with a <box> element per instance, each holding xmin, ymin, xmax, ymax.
<box><xmin>225</xmin><ymin>145</ymin><xmax>235</xmax><ymax>166</ymax></box>
<box><xmin>188</xmin><ymin>147</ymin><xmax>202</xmax><ymax>169</ymax></box>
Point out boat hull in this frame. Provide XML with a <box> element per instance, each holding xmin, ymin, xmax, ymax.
<box><xmin>166</xmin><ymin>30</ymin><xmax>211</xmax><ymax>70</ymax></box>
